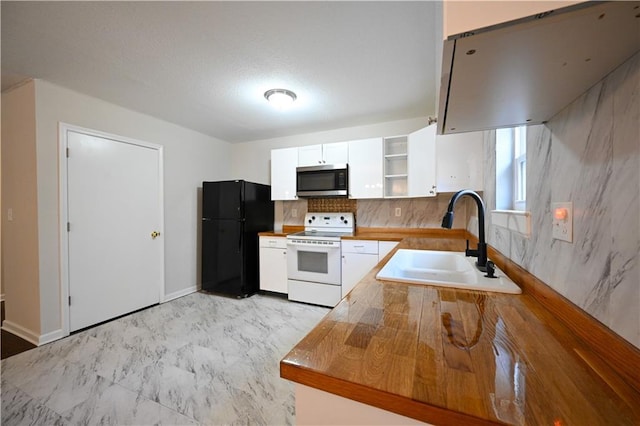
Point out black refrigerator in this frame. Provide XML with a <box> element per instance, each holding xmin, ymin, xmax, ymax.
<box><xmin>201</xmin><ymin>180</ymin><xmax>274</xmax><ymax>297</ymax></box>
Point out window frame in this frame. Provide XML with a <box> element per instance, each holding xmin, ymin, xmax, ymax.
<box><xmin>513</xmin><ymin>126</ymin><xmax>527</xmax><ymax>211</ymax></box>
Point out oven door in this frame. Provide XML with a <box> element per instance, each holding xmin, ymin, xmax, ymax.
<box><xmin>286</xmin><ymin>239</ymin><xmax>341</xmax><ymax>285</ymax></box>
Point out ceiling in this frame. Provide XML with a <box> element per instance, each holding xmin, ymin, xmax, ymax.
<box><xmin>1</xmin><ymin>1</ymin><xmax>439</xmax><ymax>143</ymax></box>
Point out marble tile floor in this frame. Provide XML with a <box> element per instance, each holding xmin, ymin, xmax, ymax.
<box><xmin>1</xmin><ymin>292</ymin><xmax>329</xmax><ymax>425</ymax></box>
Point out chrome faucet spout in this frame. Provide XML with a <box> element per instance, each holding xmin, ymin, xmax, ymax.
<box><xmin>441</xmin><ymin>189</ymin><xmax>488</xmax><ymax>271</ymax></box>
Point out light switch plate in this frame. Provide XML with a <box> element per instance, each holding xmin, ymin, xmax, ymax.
<box><xmin>552</xmin><ymin>202</ymin><xmax>573</xmax><ymax>243</ymax></box>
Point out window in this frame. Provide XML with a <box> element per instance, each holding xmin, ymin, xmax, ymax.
<box><xmin>496</xmin><ymin>126</ymin><xmax>527</xmax><ymax>211</ymax></box>
<box><xmin>513</xmin><ymin>126</ymin><xmax>527</xmax><ymax>211</ymax></box>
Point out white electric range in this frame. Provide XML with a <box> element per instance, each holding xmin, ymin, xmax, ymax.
<box><xmin>286</xmin><ymin>212</ymin><xmax>354</xmax><ymax>307</ymax></box>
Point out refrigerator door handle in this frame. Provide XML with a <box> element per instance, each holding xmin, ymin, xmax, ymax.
<box><xmin>238</xmin><ymin>183</ymin><xmax>243</xmax><ymax>219</ymax></box>
<box><xmin>238</xmin><ymin>222</ymin><xmax>243</xmax><ymax>253</ymax></box>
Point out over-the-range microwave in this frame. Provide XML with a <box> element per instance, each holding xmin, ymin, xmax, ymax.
<box><xmin>296</xmin><ymin>164</ymin><xmax>348</xmax><ymax>197</ymax></box>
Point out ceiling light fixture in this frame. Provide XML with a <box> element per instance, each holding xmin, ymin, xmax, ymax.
<box><xmin>264</xmin><ymin>88</ymin><xmax>297</xmax><ymax>108</ymax></box>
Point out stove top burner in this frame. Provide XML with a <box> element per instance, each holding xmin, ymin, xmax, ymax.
<box><xmin>289</xmin><ymin>230</ymin><xmax>354</xmax><ymax>240</ymax></box>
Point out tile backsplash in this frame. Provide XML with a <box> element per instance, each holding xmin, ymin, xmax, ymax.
<box><xmin>308</xmin><ymin>198</ymin><xmax>357</xmax><ymax>214</ymax></box>
<box><xmin>356</xmin><ymin>196</ymin><xmax>470</xmax><ymax>228</ymax></box>
<box><xmin>280</xmin><ymin>194</ymin><xmax>471</xmax><ymax>229</ymax></box>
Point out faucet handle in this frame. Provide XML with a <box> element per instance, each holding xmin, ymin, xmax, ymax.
<box><xmin>464</xmin><ymin>239</ymin><xmax>477</xmax><ymax>258</ymax></box>
<box><xmin>485</xmin><ymin>261</ymin><xmax>497</xmax><ymax>278</ymax></box>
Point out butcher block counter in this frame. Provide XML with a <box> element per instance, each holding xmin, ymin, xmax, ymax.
<box><xmin>280</xmin><ymin>236</ymin><xmax>640</xmax><ymax>425</ymax></box>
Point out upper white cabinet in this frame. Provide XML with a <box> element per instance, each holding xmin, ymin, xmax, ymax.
<box><xmin>438</xmin><ymin>1</ymin><xmax>637</xmax><ymax>135</ymax></box>
<box><xmin>271</xmin><ymin>147</ymin><xmax>298</xmax><ymax>201</ymax></box>
<box><xmin>383</xmin><ymin>125</ymin><xmax>437</xmax><ymax>198</ymax></box>
<box><xmin>348</xmin><ymin>138</ymin><xmax>383</xmax><ymax>199</ymax></box>
<box><xmin>298</xmin><ymin>142</ymin><xmax>348</xmax><ymax>166</ymax></box>
<box><xmin>383</xmin><ymin>135</ymin><xmax>408</xmax><ymax>197</ymax></box>
<box><xmin>443</xmin><ymin>1</ymin><xmax>581</xmax><ymax>38</ymax></box>
<box><xmin>407</xmin><ymin>125</ymin><xmax>437</xmax><ymax>197</ymax></box>
<box><xmin>436</xmin><ymin>131</ymin><xmax>484</xmax><ymax>192</ymax></box>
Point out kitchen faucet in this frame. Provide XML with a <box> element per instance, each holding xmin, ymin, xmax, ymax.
<box><xmin>441</xmin><ymin>189</ymin><xmax>488</xmax><ymax>272</ymax></box>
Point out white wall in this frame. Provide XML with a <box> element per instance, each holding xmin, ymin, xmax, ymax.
<box><xmin>230</xmin><ymin>117</ymin><xmax>430</xmax><ymax>185</ymax></box>
<box><xmin>3</xmin><ymin>79</ymin><xmax>232</xmax><ymax>341</ymax></box>
<box><xmin>1</xmin><ymin>81</ymin><xmax>42</xmax><ymax>337</ymax></box>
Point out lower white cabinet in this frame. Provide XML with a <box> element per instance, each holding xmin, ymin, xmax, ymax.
<box><xmin>259</xmin><ymin>236</ymin><xmax>288</xmax><ymax>294</ymax></box>
<box><xmin>378</xmin><ymin>241</ymin><xmax>399</xmax><ymax>262</ymax></box>
<box><xmin>341</xmin><ymin>240</ymin><xmax>379</xmax><ymax>298</ymax></box>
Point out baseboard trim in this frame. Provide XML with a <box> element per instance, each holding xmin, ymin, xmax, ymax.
<box><xmin>163</xmin><ymin>286</ymin><xmax>197</xmax><ymax>303</ymax></box>
<box><xmin>39</xmin><ymin>329</ymin><xmax>66</xmax><ymax>345</ymax></box>
<box><xmin>1</xmin><ymin>320</ymin><xmax>66</xmax><ymax>346</ymax></box>
<box><xmin>1</xmin><ymin>320</ymin><xmax>40</xmax><ymax>346</ymax></box>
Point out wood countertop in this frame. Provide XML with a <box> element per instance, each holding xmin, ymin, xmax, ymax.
<box><xmin>260</xmin><ymin>227</ymin><xmax>467</xmax><ymax>241</ymax></box>
<box><xmin>280</xmin><ymin>237</ymin><xmax>640</xmax><ymax>425</ymax></box>
<box><xmin>258</xmin><ymin>231</ymin><xmax>289</xmax><ymax>237</ymax></box>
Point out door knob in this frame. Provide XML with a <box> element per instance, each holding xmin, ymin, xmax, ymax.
<box><xmin>151</xmin><ymin>231</ymin><xmax>161</xmax><ymax>239</ymax></box>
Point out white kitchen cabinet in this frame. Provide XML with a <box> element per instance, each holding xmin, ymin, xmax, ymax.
<box><xmin>341</xmin><ymin>240</ymin><xmax>379</xmax><ymax>298</ymax></box>
<box><xmin>443</xmin><ymin>1</ymin><xmax>582</xmax><ymax>38</ymax></box>
<box><xmin>383</xmin><ymin>125</ymin><xmax>436</xmax><ymax>198</ymax></box>
<box><xmin>259</xmin><ymin>236</ymin><xmax>288</xmax><ymax>294</ymax></box>
<box><xmin>378</xmin><ymin>241</ymin><xmax>399</xmax><ymax>263</ymax></box>
<box><xmin>407</xmin><ymin>124</ymin><xmax>437</xmax><ymax>197</ymax></box>
<box><xmin>298</xmin><ymin>142</ymin><xmax>348</xmax><ymax>166</ymax></box>
<box><xmin>347</xmin><ymin>138</ymin><xmax>383</xmax><ymax>199</ymax></box>
<box><xmin>383</xmin><ymin>135</ymin><xmax>408</xmax><ymax>197</ymax></box>
<box><xmin>270</xmin><ymin>147</ymin><xmax>298</xmax><ymax>200</ymax></box>
<box><xmin>439</xmin><ymin>2</ymin><xmax>629</xmax><ymax>135</ymax></box>
<box><xmin>436</xmin><ymin>131</ymin><xmax>484</xmax><ymax>192</ymax></box>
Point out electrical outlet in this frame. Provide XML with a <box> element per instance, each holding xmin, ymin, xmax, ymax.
<box><xmin>292</xmin><ymin>209</ymin><xmax>297</xmax><ymax>218</ymax></box>
<box><xmin>395</xmin><ymin>207</ymin><xmax>401</xmax><ymax>217</ymax></box>
<box><xmin>552</xmin><ymin>202</ymin><xmax>573</xmax><ymax>243</ymax></box>
<box><xmin>7</xmin><ymin>208</ymin><xmax>13</xmax><ymax>222</ymax></box>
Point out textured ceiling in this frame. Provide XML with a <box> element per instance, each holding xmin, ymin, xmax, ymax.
<box><xmin>1</xmin><ymin>1</ymin><xmax>438</xmax><ymax>143</ymax></box>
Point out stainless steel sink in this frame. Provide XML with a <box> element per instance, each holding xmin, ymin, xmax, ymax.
<box><xmin>376</xmin><ymin>249</ymin><xmax>521</xmax><ymax>294</ymax></box>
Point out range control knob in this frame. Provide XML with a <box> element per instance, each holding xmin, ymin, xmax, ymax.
<box><xmin>308</xmin><ymin>219</ymin><xmax>312</xmax><ymax>224</ymax></box>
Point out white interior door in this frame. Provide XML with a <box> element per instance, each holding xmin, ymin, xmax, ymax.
<box><xmin>66</xmin><ymin>130</ymin><xmax>163</xmax><ymax>332</ymax></box>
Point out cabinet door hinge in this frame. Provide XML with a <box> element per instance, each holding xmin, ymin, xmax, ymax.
<box><xmin>67</xmin><ymin>222</ymin><xmax>71</xmax><ymax>232</ymax></box>
<box><xmin>68</xmin><ymin>296</ymin><xmax>71</xmax><ymax>306</ymax></box>
<box><xmin>66</xmin><ymin>147</ymin><xmax>70</xmax><ymax>158</ymax></box>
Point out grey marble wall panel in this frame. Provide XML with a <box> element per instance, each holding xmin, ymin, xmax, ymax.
<box><xmin>608</xmin><ymin>53</ymin><xmax>640</xmax><ymax>344</ymax></box>
<box><xmin>282</xmin><ymin>196</ymin><xmax>471</xmax><ymax>229</ymax></box>
<box><xmin>281</xmin><ymin>199</ymin><xmax>307</xmax><ymax>226</ymax></box>
<box><xmin>483</xmin><ymin>130</ymin><xmax>496</xmax><ymax>243</ymax></box>
<box><xmin>483</xmin><ymin>52</ymin><xmax>640</xmax><ymax>349</ymax></box>
<box><xmin>523</xmin><ymin>125</ymin><xmax>553</xmax><ymax>280</ymax></box>
<box><xmin>356</xmin><ymin>196</ymin><xmax>469</xmax><ymax>229</ymax></box>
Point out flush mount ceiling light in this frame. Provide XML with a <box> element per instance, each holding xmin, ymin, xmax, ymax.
<box><xmin>264</xmin><ymin>88</ymin><xmax>297</xmax><ymax>109</ymax></box>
